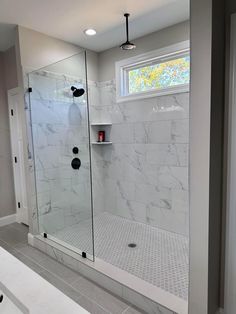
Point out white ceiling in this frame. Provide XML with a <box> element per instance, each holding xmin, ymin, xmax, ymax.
<box><xmin>0</xmin><ymin>0</ymin><xmax>189</xmax><ymax>52</ymax></box>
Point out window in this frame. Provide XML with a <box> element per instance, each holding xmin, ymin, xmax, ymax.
<box><xmin>116</xmin><ymin>41</ymin><xmax>190</xmax><ymax>102</ymax></box>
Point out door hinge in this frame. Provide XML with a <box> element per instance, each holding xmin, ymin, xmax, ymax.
<box><xmin>11</xmin><ymin>109</ymin><xmax>14</xmax><ymax>116</ymax></box>
<box><xmin>14</xmin><ymin>156</ymin><xmax>17</xmax><ymax>163</ymax></box>
<box><xmin>18</xmin><ymin>202</ymin><xmax>21</xmax><ymax>208</ymax></box>
<box><xmin>28</xmin><ymin>87</ymin><xmax>32</xmax><ymax>93</ymax></box>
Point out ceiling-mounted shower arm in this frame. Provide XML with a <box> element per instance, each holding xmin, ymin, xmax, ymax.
<box><xmin>120</xmin><ymin>13</ymin><xmax>136</xmax><ymax>50</ymax></box>
<box><xmin>125</xmin><ymin>13</ymin><xmax>130</xmax><ymax>42</ymax></box>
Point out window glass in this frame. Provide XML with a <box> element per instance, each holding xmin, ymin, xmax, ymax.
<box><xmin>128</xmin><ymin>55</ymin><xmax>190</xmax><ymax>94</ymax></box>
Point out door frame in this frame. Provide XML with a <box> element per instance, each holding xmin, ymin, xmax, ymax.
<box><xmin>8</xmin><ymin>87</ymin><xmax>29</xmax><ymax>225</ymax></box>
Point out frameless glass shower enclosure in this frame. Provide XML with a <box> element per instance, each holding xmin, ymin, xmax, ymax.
<box><xmin>27</xmin><ymin>47</ymin><xmax>190</xmax><ymax>310</ymax></box>
<box><xmin>28</xmin><ymin>51</ymin><xmax>94</xmax><ymax>260</ymax></box>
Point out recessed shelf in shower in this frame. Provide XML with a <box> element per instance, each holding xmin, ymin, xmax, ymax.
<box><xmin>91</xmin><ymin>141</ymin><xmax>112</xmax><ymax>145</ymax></box>
<box><xmin>90</xmin><ymin>122</ymin><xmax>112</xmax><ymax>126</ymax></box>
<box><xmin>90</xmin><ymin>122</ymin><xmax>112</xmax><ymax>146</ymax></box>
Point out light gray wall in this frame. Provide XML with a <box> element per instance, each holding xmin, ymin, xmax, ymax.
<box><xmin>189</xmin><ymin>0</ymin><xmax>225</xmax><ymax>313</ymax></box>
<box><xmin>98</xmin><ymin>20</ymin><xmax>189</xmax><ymax>82</ymax></box>
<box><xmin>224</xmin><ymin>14</ymin><xmax>236</xmax><ymax>314</ymax></box>
<box><xmin>0</xmin><ymin>48</ymin><xmax>17</xmax><ymax>218</ymax></box>
<box><xmin>3</xmin><ymin>46</ymin><xmax>18</xmax><ymax>90</ymax></box>
<box><xmin>17</xmin><ymin>26</ymin><xmax>99</xmax><ymax>81</ymax></box>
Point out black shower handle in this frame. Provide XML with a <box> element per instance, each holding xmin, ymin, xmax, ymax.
<box><xmin>71</xmin><ymin>158</ymin><xmax>81</xmax><ymax>170</ymax></box>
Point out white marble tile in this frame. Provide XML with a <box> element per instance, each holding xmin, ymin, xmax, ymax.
<box><xmin>158</xmin><ymin>166</ymin><xmax>188</xmax><ymax>191</ymax></box>
<box><xmin>110</xmin><ymin>123</ymin><xmax>134</xmax><ymax>143</ymax></box>
<box><xmin>104</xmin><ymin>179</ymin><xmax>117</xmax><ymax>213</ymax></box>
<box><xmin>147</xmin><ymin>205</ymin><xmax>188</xmax><ymax>235</ymax></box>
<box><xmin>99</xmin><ymin>82</ymin><xmax>116</xmax><ymax>107</ymax></box>
<box><xmin>135</xmin><ymin>183</ymin><xmax>172</xmax><ymax>209</ymax></box>
<box><xmin>28</xmin><ymin>72</ymin><xmax>190</xmax><ymax>239</ymax></box>
<box><xmin>171</xmin><ymin>190</ymin><xmax>189</xmax><ymax>213</ymax></box>
<box><xmin>171</xmin><ymin>119</ymin><xmax>189</xmax><ymax>143</ymax></box>
<box><xmin>134</xmin><ymin>121</ymin><xmax>172</xmax><ymax>143</ymax></box>
<box><xmin>29</xmin><ymin>72</ymin><xmax>57</xmax><ymax>101</ymax></box>
<box><xmin>38</xmin><ymin>209</ymin><xmax>65</xmax><ymax>234</ymax></box>
<box><xmin>146</xmin><ymin>143</ymin><xmax>188</xmax><ymax>167</ymax></box>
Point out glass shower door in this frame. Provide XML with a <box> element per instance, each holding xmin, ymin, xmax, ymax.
<box><xmin>28</xmin><ymin>51</ymin><xmax>94</xmax><ymax>260</ymax></box>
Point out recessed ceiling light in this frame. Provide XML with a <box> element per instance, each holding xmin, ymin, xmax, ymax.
<box><xmin>84</xmin><ymin>29</ymin><xmax>97</xmax><ymax>36</ymax></box>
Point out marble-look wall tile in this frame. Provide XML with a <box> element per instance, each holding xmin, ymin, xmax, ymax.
<box><xmin>26</xmin><ymin>70</ymin><xmax>189</xmax><ymax>237</ymax></box>
<box><xmin>134</xmin><ymin>121</ymin><xmax>172</xmax><ymax>143</ymax></box>
<box><xmin>95</xmin><ymin>80</ymin><xmax>190</xmax><ymax>236</ymax></box>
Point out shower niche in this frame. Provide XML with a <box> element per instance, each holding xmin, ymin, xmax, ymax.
<box><xmin>90</xmin><ymin>123</ymin><xmax>112</xmax><ymax>145</ymax></box>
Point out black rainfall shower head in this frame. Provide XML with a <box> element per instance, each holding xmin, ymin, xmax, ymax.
<box><xmin>71</xmin><ymin>86</ymin><xmax>85</xmax><ymax>97</ymax></box>
<box><xmin>120</xmin><ymin>41</ymin><xmax>136</xmax><ymax>50</ymax></box>
<box><xmin>120</xmin><ymin>13</ymin><xmax>136</xmax><ymax>50</ymax></box>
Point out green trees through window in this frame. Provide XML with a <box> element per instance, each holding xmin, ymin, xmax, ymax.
<box><xmin>128</xmin><ymin>56</ymin><xmax>190</xmax><ymax>94</ymax></box>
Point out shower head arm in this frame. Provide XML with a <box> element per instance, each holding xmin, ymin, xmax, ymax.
<box><xmin>124</xmin><ymin>13</ymin><xmax>130</xmax><ymax>42</ymax></box>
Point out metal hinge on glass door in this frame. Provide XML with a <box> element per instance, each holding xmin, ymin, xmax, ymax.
<box><xmin>28</xmin><ymin>87</ymin><xmax>32</xmax><ymax>93</ymax></box>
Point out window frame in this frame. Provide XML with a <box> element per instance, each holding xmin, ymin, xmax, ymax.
<box><xmin>115</xmin><ymin>40</ymin><xmax>190</xmax><ymax>103</ymax></box>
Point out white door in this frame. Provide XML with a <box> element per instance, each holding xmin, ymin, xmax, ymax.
<box><xmin>8</xmin><ymin>88</ymin><xmax>28</xmax><ymax>225</ymax></box>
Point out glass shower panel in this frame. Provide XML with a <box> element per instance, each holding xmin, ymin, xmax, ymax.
<box><xmin>28</xmin><ymin>51</ymin><xmax>94</xmax><ymax>260</ymax></box>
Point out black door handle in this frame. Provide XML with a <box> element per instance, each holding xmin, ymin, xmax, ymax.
<box><xmin>71</xmin><ymin>158</ymin><xmax>81</xmax><ymax>170</ymax></box>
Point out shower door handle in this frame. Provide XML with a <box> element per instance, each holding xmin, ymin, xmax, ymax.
<box><xmin>71</xmin><ymin>158</ymin><xmax>81</xmax><ymax>170</ymax></box>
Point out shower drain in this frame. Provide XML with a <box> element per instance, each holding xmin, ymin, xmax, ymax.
<box><xmin>128</xmin><ymin>243</ymin><xmax>137</xmax><ymax>248</ymax></box>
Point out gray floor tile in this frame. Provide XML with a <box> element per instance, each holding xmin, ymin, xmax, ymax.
<box><xmin>15</xmin><ymin>243</ymin><xmax>48</xmax><ymax>263</ymax></box>
<box><xmin>39</xmin><ymin>270</ymin><xmax>82</xmax><ymax>303</ymax></box>
<box><xmin>72</xmin><ymin>276</ymin><xmax>129</xmax><ymax>314</ymax></box>
<box><xmin>38</xmin><ymin>256</ymin><xmax>80</xmax><ymax>284</ymax></box>
<box><xmin>0</xmin><ymin>223</ymin><xmax>140</xmax><ymax>313</ymax></box>
<box><xmin>0</xmin><ymin>227</ymin><xmax>27</xmax><ymax>246</ymax></box>
<box><xmin>10</xmin><ymin>223</ymin><xmax>29</xmax><ymax>235</ymax></box>
<box><xmin>123</xmin><ymin>306</ymin><xmax>146</xmax><ymax>314</ymax></box>
<box><xmin>10</xmin><ymin>250</ymin><xmax>45</xmax><ymax>274</ymax></box>
<box><xmin>0</xmin><ymin>239</ymin><xmax>16</xmax><ymax>253</ymax></box>
<box><xmin>0</xmin><ymin>225</ymin><xmax>12</xmax><ymax>232</ymax></box>
<box><xmin>77</xmin><ymin>295</ymin><xmax>110</xmax><ymax>314</ymax></box>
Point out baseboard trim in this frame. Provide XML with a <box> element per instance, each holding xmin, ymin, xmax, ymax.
<box><xmin>0</xmin><ymin>214</ymin><xmax>16</xmax><ymax>227</ymax></box>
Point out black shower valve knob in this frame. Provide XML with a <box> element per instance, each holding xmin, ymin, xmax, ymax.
<box><xmin>71</xmin><ymin>158</ymin><xmax>81</xmax><ymax>170</ymax></box>
<box><xmin>72</xmin><ymin>147</ymin><xmax>79</xmax><ymax>154</ymax></box>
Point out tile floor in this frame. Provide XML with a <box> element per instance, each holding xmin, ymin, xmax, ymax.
<box><xmin>0</xmin><ymin>222</ymin><xmax>143</xmax><ymax>314</ymax></box>
<box><xmin>53</xmin><ymin>212</ymin><xmax>189</xmax><ymax>300</ymax></box>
